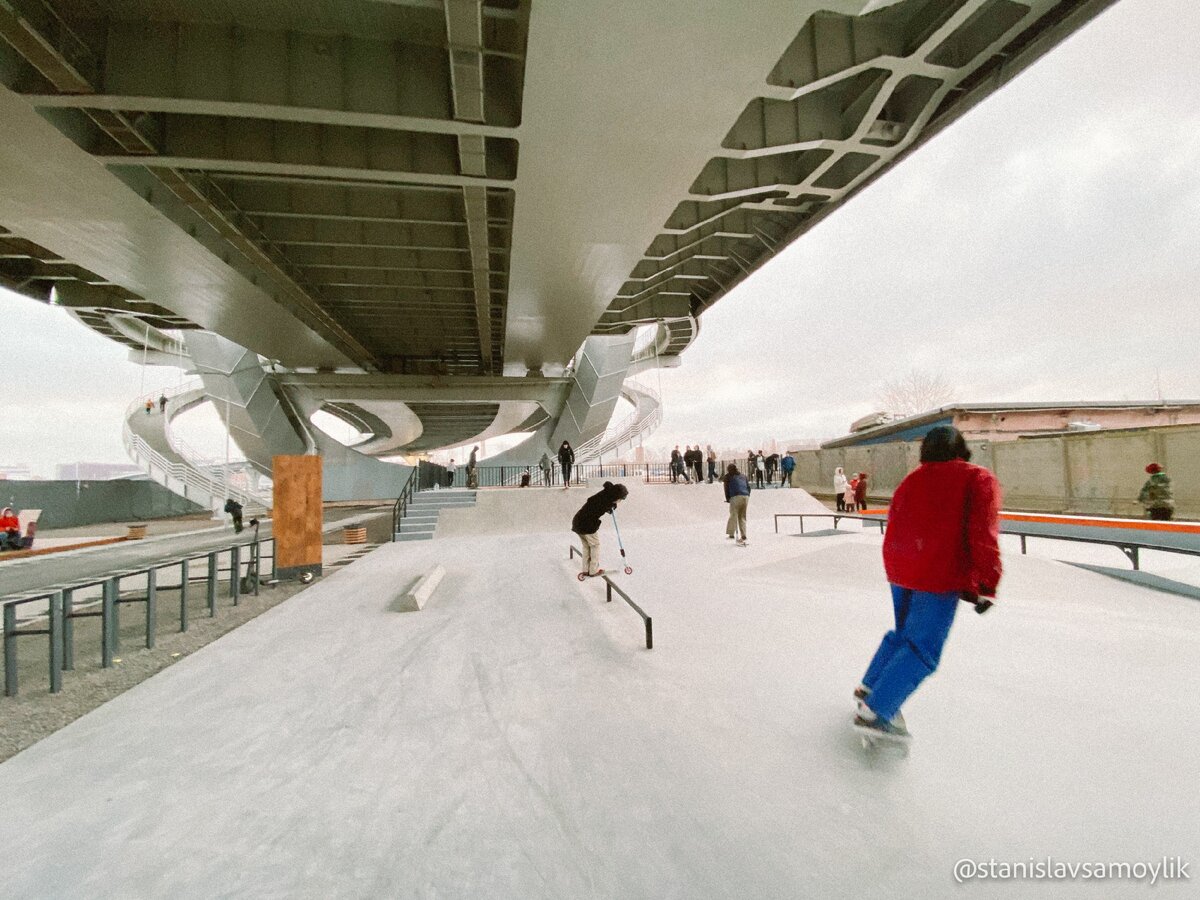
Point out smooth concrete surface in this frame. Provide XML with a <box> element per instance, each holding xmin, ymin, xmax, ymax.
<box><xmin>1</xmin><ymin>485</ymin><xmax>1197</xmax><ymax>898</ymax></box>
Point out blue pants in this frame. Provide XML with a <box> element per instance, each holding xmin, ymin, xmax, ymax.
<box><xmin>861</xmin><ymin>585</ymin><xmax>959</xmax><ymax>722</ymax></box>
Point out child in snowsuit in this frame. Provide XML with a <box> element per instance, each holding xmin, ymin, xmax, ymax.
<box><xmin>843</xmin><ymin>477</ymin><xmax>857</xmax><ymax>513</ymax></box>
<box><xmin>853</xmin><ymin>426</ymin><xmax>1001</xmax><ymax>739</ymax></box>
<box><xmin>571</xmin><ymin>481</ymin><xmax>628</xmax><ymax>576</ymax></box>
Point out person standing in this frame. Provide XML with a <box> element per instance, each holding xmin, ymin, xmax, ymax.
<box><xmin>467</xmin><ymin>446</ymin><xmax>480</xmax><ymax>488</ymax></box>
<box><xmin>754</xmin><ymin>451</ymin><xmax>766</xmax><ymax>490</ymax></box>
<box><xmin>669</xmin><ymin>446</ymin><xmax>683</xmax><ymax>483</ymax></box>
<box><xmin>854</xmin><ymin>472</ymin><xmax>870</xmax><ymax>511</ymax></box>
<box><xmin>690</xmin><ymin>445</ymin><xmax>704</xmax><ymax>484</ymax></box>
<box><xmin>723</xmin><ymin>464</ymin><xmax>751</xmax><ymax>546</ymax></box>
<box><xmin>1137</xmin><ymin>463</ymin><xmax>1174</xmax><ymax>520</ymax></box>
<box><xmin>852</xmin><ymin>425</ymin><xmax>1002</xmax><ymax>740</ymax></box>
<box><xmin>706</xmin><ymin>445</ymin><xmax>718</xmax><ymax>483</ymax></box>
<box><xmin>834</xmin><ymin>466</ymin><xmax>848</xmax><ymax>511</ymax></box>
<box><xmin>446</xmin><ymin>459</ymin><xmax>457</xmax><ymax>488</ymax></box>
<box><xmin>558</xmin><ymin>440</ymin><xmax>575</xmax><ymax>489</ymax></box>
<box><xmin>780</xmin><ymin>453</ymin><xmax>795</xmax><ymax>488</ymax></box>
<box><xmin>844</xmin><ymin>475</ymin><xmax>858</xmax><ymax>513</ymax></box>
<box><xmin>571</xmin><ymin>481</ymin><xmax>629</xmax><ymax>577</ymax></box>
<box><xmin>539</xmin><ymin>452</ymin><xmax>554</xmax><ymax>487</ymax></box>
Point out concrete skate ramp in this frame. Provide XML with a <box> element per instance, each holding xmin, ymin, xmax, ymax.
<box><xmin>436</xmin><ymin>479</ymin><xmax>830</xmax><ymax>537</ymax></box>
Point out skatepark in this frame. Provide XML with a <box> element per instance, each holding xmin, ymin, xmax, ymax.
<box><xmin>2</xmin><ymin>482</ymin><xmax>1197</xmax><ymax>898</ymax></box>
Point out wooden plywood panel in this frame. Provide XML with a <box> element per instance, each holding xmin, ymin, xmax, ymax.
<box><xmin>273</xmin><ymin>455</ymin><xmax>322</xmax><ymax>575</ymax></box>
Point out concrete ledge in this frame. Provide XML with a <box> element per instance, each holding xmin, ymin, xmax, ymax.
<box><xmin>392</xmin><ymin>565</ymin><xmax>445</xmax><ymax>612</ymax></box>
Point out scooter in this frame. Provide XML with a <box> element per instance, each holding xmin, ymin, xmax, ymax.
<box><xmin>575</xmin><ymin>509</ymin><xmax>634</xmax><ymax>580</ymax></box>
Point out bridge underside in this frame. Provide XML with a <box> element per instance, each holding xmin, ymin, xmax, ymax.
<box><xmin>0</xmin><ymin>0</ymin><xmax>1119</xmax><ymax>466</ymax></box>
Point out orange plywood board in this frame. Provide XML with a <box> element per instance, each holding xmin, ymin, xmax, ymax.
<box><xmin>273</xmin><ymin>455</ymin><xmax>323</xmax><ymax>572</ymax></box>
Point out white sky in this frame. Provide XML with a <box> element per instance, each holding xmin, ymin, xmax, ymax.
<box><xmin>4</xmin><ymin>0</ymin><xmax>1199</xmax><ymax>476</ymax></box>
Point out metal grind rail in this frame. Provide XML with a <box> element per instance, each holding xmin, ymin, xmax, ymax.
<box><xmin>774</xmin><ymin>513</ymin><xmax>887</xmax><ymax>534</ymax></box>
<box><xmin>569</xmin><ymin>545</ymin><xmax>653</xmax><ymax>649</ymax></box>
<box><xmin>3</xmin><ymin>536</ymin><xmax>275</xmax><ymax>697</ymax></box>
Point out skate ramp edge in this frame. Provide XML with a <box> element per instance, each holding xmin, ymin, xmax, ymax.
<box><xmin>434</xmin><ymin>479</ymin><xmax>829</xmax><ymax>537</ymax></box>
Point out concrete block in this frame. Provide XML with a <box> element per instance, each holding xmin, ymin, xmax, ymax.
<box><xmin>392</xmin><ymin>565</ymin><xmax>445</xmax><ymax>612</ymax></box>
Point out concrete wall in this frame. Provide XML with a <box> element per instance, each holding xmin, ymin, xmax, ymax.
<box><xmin>788</xmin><ymin>424</ymin><xmax>1199</xmax><ymax>519</ymax></box>
<box><xmin>1</xmin><ymin>480</ymin><xmax>205</xmax><ymax>528</ymax></box>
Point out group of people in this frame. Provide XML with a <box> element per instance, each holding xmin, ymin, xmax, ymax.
<box><xmin>833</xmin><ymin>467</ymin><xmax>869</xmax><ymax>512</ymax></box>
<box><xmin>669</xmin><ymin>445</ymin><xmax>715</xmax><ymax>484</ymax></box>
<box><xmin>745</xmin><ymin>450</ymin><xmax>793</xmax><ymax>489</ymax></box>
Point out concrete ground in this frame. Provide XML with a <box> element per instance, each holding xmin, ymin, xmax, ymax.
<box><xmin>0</xmin><ymin>482</ymin><xmax>1196</xmax><ymax>898</ymax></box>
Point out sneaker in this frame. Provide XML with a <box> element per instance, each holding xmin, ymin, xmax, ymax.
<box><xmin>726</xmin><ymin>534</ymin><xmax>734</xmax><ymax>539</ymax></box>
<box><xmin>853</xmin><ymin>713</ymin><xmax>910</xmax><ymax>740</ymax></box>
<box><xmin>736</xmin><ymin>538</ymin><xmax>747</xmax><ymax>546</ymax></box>
<box><xmin>853</xmin><ymin>685</ymin><xmax>870</xmax><ymax>701</ymax></box>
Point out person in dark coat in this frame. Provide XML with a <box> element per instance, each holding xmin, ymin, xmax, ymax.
<box><xmin>224</xmin><ymin>498</ymin><xmax>244</xmax><ymax>534</ymax></box>
<box><xmin>558</xmin><ymin>440</ymin><xmax>575</xmax><ymax>490</ymax></box>
<box><xmin>571</xmin><ymin>481</ymin><xmax>628</xmax><ymax>576</ymax></box>
<box><xmin>854</xmin><ymin>472</ymin><xmax>869</xmax><ymax>511</ymax></box>
<box><xmin>853</xmin><ymin>426</ymin><xmax>1002</xmax><ymax>740</ymax></box>
<box><xmin>1138</xmin><ymin>463</ymin><xmax>1174</xmax><ymax>520</ymax></box>
<box><xmin>723</xmin><ymin>464</ymin><xmax>751</xmax><ymax>545</ymax></box>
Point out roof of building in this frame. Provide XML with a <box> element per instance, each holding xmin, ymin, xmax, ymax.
<box><xmin>821</xmin><ymin>401</ymin><xmax>1200</xmax><ymax>450</ymax></box>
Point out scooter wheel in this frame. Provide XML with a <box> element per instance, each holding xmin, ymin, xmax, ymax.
<box><xmin>577</xmin><ymin>572</ymin><xmax>586</xmax><ymax>581</ymax></box>
<box><xmin>624</xmin><ymin>566</ymin><xmax>633</xmax><ymax>575</ymax></box>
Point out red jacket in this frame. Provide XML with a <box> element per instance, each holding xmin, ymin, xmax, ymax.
<box><xmin>883</xmin><ymin>459</ymin><xmax>1002</xmax><ymax>596</ymax></box>
<box><xmin>0</xmin><ymin>513</ymin><xmax>19</xmax><ymax>533</ymax></box>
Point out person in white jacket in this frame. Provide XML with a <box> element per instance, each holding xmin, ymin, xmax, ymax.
<box><xmin>834</xmin><ymin>467</ymin><xmax>848</xmax><ymax>511</ymax></box>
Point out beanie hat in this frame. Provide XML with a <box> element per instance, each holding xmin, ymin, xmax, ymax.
<box><xmin>1145</xmin><ymin>463</ymin><xmax>1163</xmax><ymax>474</ymax></box>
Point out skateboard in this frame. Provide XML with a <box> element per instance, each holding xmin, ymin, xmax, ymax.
<box><xmin>853</xmin><ymin>720</ymin><xmax>911</xmax><ymax>755</ymax></box>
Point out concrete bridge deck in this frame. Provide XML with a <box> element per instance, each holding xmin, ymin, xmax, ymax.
<box><xmin>1</xmin><ymin>484</ymin><xmax>1196</xmax><ymax>898</ymax></box>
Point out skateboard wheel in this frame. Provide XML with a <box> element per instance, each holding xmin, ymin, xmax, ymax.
<box><xmin>577</xmin><ymin>572</ymin><xmax>586</xmax><ymax>581</ymax></box>
<box><xmin>624</xmin><ymin>566</ymin><xmax>633</xmax><ymax>575</ymax></box>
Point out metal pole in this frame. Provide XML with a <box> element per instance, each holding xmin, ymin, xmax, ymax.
<box><xmin>145</xmin><ymin>567</ymin><xmax>157</xmax><ymax>649</ymax></box>
<box><xmin>207</xmin><ymin>552</ymin><xmax>218</xmax><ymax>617</ymax></box>
<box><xmin>4</xmin><ymin>604</ymin><xmax>17</xmax><ymax>697</ymax></box>
<box><xmin>102</xmin><ymin>579</ymin><xmax>116</xmax><ymax>667</ymax></box>
<box><xmin>109</xmin><ymin>576</ymin><xmax>121</xmax><ymax>653</ymax></box>
<box><xmin>62</xmin><ymin>587</ymin><xmax>75</xmax><ymax>671</ymax></box>
<box><xmin>179</xmin><ymin>558</ymin><xmax>189</xmax><ymax>632</ymax></box>
<box><xmin>49</xmin><ymin>591</ymin><xmax>63</xmax><ymax>694</ymax></box>
<box><xmin>230</xmin><ymin>546</ymin><xmax>241</xmax><ymax>605</ymax></box>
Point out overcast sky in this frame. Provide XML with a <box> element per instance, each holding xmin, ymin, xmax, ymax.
<box><xmin>4</xmin><ymin>0</ymin><xmax>1198</xmax><ymax>475</ymax></box>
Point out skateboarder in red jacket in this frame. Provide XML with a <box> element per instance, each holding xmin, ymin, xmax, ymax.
<box><xmin>854</xmin><ymin>425</ymin><xmax>1002</xmax><ymax>739</ymax></box>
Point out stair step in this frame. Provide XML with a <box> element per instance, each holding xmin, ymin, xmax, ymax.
<box><xmin>398</xmin><ymin>522</ymin><xmax>436</xmax><ymax>534</ymax></box>
<box><xmin>394</xmin><ymin>532</ymin><xmax>433</xmax><ymax>542</ymax></box>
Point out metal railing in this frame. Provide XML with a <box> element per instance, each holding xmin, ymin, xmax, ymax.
<box><xmin>774</xmin><ymin>513</ymin><xmax>888</xmax><ymax>534</ymax></box>
<box><xmin>122</xmin><ymin>385</ymin><xmax>271</xmax><ymax>513</ymax></box>
<box><xmin>575</xmin><ymin>380</ymin><xmax>662</xmax><ymax>463</ymax></box>
<box><xmin>569</xmin><ymin>545</ymin><xmax>653</xmax><ymax>649</ymax></box>
<box><xmin>3</xmin><ymin>535</ymin><xmax>274</xmax><ymax>697</ymax></box>
<box><xmin>391</xmin><ymin>468</ymin><xmax>419</xmax><ymax>538</ymax></box>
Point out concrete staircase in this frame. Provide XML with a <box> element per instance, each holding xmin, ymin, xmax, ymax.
<box><xmin>394</xmin><ymin>490</ymin><xmax>477</xmax><ymax>542</ymax></box>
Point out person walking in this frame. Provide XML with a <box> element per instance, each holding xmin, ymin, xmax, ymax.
<box><xmin>854</xmin><ymin>472</ymin><xmax>870</xmax><ymax>511</ymax></box>
<box><xmin>571</xmin><ymin>481</ymin><xmax>629</xmax><ymax>577</ymax></box>
<box><xmin>558</xmin><ymin>440</ymin><xmax>575</xmax><ymax>489</ymax></box>
<box><xmin>834</xmin><ymin>466</ymin><xmax>848</xmax><ymax>511</ymax></box>
<box><xmin>852</xmin><ymin>425</ymin><xmax>1002</xmax><ymax>741</ymax></box>
<box><xmin>754</xmin><ymin>451</ymin><xmax>766</xmax><ymax>489</ymax></box>
<box><xmin>706</xmin><ymin>444</ymin><xmax>718</xmax><ymax>483</ymax></box>
<box><xmin>158</xmin><ymin>393</ymin><xmax>168</xmax><ymax>414</ymax></box>
<box><xmin>223</xmin><ymin>498</ymin><xmax>244</xmax><ymax>534</ymax></box>
<box><xmin>144</xmin><ymin>398</ymin><xmax>153</xmax><ymax>416</ymax></box>
<box><xmin>723</xmin><ymin>464</ymin><xmax>751</xmax><ymax>546</ymax></box>
<box><xmin>1137</xmin><ymin>463</ymin><xmax>1174</xmax><ymax>520</ymax></box>
<box><xmin>780</xmin><ymin>453</ymin><xmax>795</xmax><ymax>488</ymax></box>
<box><xmin>539</xmin><ymin>452</ymin><xmax>554</xmax><ymax>487</ymax></box>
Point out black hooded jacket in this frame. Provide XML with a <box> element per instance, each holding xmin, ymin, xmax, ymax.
<box><xmin>571</xmin><ymin>482</ymin><xmax>625</xmax><ymax>534</ymax></box>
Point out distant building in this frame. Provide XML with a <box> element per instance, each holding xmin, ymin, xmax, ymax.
<box><xmin>55</xmin><ymin>462</ymin><xmax>144</xmax><ymax>480</ymax></box>
<box><xmin>822</xmin><ymin>401</ymin><xmax>1200</xmax><ymax>449</ymax></box>
<box><xmin>0</xmin><ymin>464</ymin><xmax>35</xmax><ymax>480</ymax></box>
